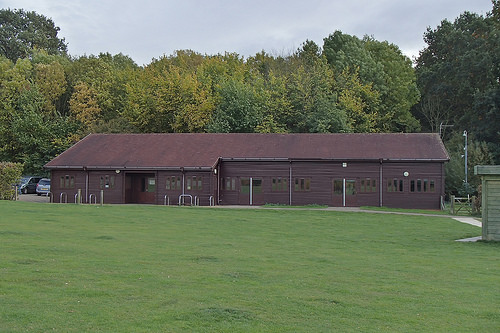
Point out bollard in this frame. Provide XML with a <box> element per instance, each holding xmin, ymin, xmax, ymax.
<box><xmin>100</xmin><ymin>190</ymin><xmax>104</xmax><ymax>206</ymax></box>
<box><xmin>77</xmin><ymin>189</ymin><xmax>82</xmax><ymax>204</ymax></box>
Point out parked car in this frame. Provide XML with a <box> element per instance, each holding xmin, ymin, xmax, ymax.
<box><xmin>36</xmin><ymin>178</ymin><xmax>51</xmax><ymax>196</ymax></box>
<box><xmin>19</xmin><ymin>176</ymin><xmax>43</xmax><ymax>194</ymax></box>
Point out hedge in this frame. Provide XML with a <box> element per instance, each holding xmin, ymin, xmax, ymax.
<box><xmin>0</xmin><ymin>162</ymin><xmax>24</xmax><ymax>200</ymax></box>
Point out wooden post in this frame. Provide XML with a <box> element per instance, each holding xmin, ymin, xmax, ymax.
<box><xmin>450</xmin><ymin>195</ymin><xmax>455</xmax><ymax>215</ymax></box>
<box><xmin>100</xmin><ymin>190</ymin><xmax>104</xmax><ymax>206</ymax></box>
<box><xmin>77</xmin><ymin>189</ymin><xmax>82</xmax><ymax>204</ymax></box>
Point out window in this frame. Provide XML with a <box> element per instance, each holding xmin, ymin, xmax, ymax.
<box><xmin>166</xmin><ymin>176</ymin><xmax>181</xmax><ymax>190</ymax></box>
<box><xmin>240</xmin><ymin>178</ymin><xmax>250</xmax><ymax>194</ymax></box>
<box><xmin>410</xmin><ymin>179</ymin><xmax>435</xmax><ymax>193</ymax></box>
<box><xmin>253</xmin><ymin>179</ymin><xmax>262</xmax><ymax>193</ymax></box>
<box><xmin>345</xmin><ymin>180</ymin><xmax>356</xmax><ymax>195</ymax></box>
<box><xmin>387</xmin><ymin>179</ymin><xmax>403</xmax><ymax>192</ymax></box>
<box><xmin>294</xmin><ymin>178</ymin><xmax>311</xmax><ymax>191</ymax></box>
<box><xmin>361</xmin><ymin>178</ymin><xmax>377</xmax><ymax>193</ymax></box>
<box><xmin>99</xmin><ymin>175</ymin><xmax>115</xmax><ymax>189</ymax></box>
<box><xmin>272</xmin><ymin>178</ymin><xmax>288</xmax><ymax>192</ymax></box>
<box><xmin>333</xmin><ymin>180</ymin><xmax>343</xmax><ymax>195</ymax></box>
<box><xmin>60</xmin><ymin>175</ymin><xmax>75</xmax><ymax>189</ymax></box>
<box><xmin>222</xmin><ymin>177</ymin><xmax>236</xmax><ymax>191</ymax></box>
<box><xmin>147</xmin><ymin>178</ymin><xmax>156</xmax><ymax>192</ymax></box>
<box><xmin>186</xmin><ymin>176</ymin><xmax>202</xmax><ymax>191</ymax></box>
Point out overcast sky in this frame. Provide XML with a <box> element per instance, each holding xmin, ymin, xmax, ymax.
<box><xmin>0</xmin><ymin>0</ymin><xmax>494</xmax><ymax>66</ymax></box>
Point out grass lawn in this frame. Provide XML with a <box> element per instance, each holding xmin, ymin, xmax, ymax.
<box><xmin>0</xmin><ymin>201</ymin><xmax>498</xmax><ymax>332</ymax></box>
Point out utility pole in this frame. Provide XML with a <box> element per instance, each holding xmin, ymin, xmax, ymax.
<box><xmin>463</xmin><ymin>130</ymin><xmax>468</xmax><ymax>190</ymax></box>
<box><xmin>439</xmin><ymin>122</ymin><xmax>453</xmax><ymax>138</ymax></box>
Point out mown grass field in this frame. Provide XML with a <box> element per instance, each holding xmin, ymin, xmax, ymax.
<box><xmin>0</xmin><ymin>201</ymin><xmax>498</xmax><ymax>332</ymax></box>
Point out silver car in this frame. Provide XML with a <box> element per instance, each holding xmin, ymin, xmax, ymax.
<box><xmin>36</xmin><ymin>178</ymin><xmax>51</xmax><ymax>196</ymax></box>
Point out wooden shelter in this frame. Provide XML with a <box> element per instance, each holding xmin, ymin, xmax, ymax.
<box><xmin>474</xmin><ymin>165</ymin><xmax>500</xmax><ymax>241</ymax></box>
<box><xmin>44</xmin><ymin>133</ymin><xmax>449</xmax><ymax>209</ymax></box>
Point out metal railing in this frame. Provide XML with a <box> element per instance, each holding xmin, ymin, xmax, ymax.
<box><xmin>89</xmin><ymin>193</ymin><xmax>97</xmax><ymax>204</ymax></box>
<box><xmin>178</xmin><ymin>194</ymin><xmax>193</xmax><ymax>206</ymax></box>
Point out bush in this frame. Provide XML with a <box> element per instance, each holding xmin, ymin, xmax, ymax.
<box><xmin>0</xmin><ymin>162</ymin><xmax>24</xmax><ymax>200</ymax></box>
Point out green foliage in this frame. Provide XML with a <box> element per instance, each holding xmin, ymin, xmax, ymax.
<box><xmin>444</xmin><ymin>132</ymin><xmax>495</xmax><ymax>196</ymax></box>
<box><xmin>0</xmin><ymin>161</ymin><xmax>23</xmax><ymax>199</ymax></box>
<box><xmin>0</xmin><ymin>8</ymin><xmax>67</xmax><ymax>62</ymax></box>
<box><xmin>207</xmin><ymin>80</ymin><xmax>264</xmax><ymax>133</ymax></box>
<box><xmin>8</xmin><ymin>5</ymin><xmax>500</xmax><ymax>176</ymax></box>
<box><xmin>323</xmin><ymin>31</ymin><xmax>420</xmax><ymax>132</ymax></box>
<box><xmin>415</xmin><ymin>5</ymin><xmax>500</xmax><ymax>162</ymax></box>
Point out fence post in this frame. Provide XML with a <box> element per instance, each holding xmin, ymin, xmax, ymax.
<box><xmin>450</xmin><ymin>195</ymin><xmax>455</xmax><ymax>214</ymax></box>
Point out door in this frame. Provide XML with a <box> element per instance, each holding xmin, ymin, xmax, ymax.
<box><xmin>333</xmin><ymin>179</ymin><xmax>357</xmax><ymax>207</ymax></box>
<box><xmin>125</xmin><ymin>173</ymin><xmax>156</xmax><ymax>204</ymax></box>
<box><xmin>238</xmin><ymin>177</ymin><xmax>263</xmax><ymax>205</ymax></box>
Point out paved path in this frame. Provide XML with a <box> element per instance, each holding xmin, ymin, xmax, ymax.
<box><xmin>323</xmin><ymin>207</ymin><xmax>482</xmax><ymax>227</ymax></box>
<box><xmin>224</xmin><ymin>205</ymin><xmax>482</xmax><ymax>227</ymax></box>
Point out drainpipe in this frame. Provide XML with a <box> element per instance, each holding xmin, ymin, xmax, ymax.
<box><xmin>181</xmin><ymin>167</ymin><xmax>185</xmax><ymax>196</ymax></box>
<box><xmin>216</xmin><ymin>165</ymin><xmax>220</xmax><ymax>205</ymax></box>
<box><xmin>249</xmin><ymin>177</ymin><xmax>253</xmax><ymax>206</ymax></box>
<box><xmin>379</xmin><ymin>159</ymin><xmax>383</xmax><ymax>207</ymax></box>
<box><xmin>289</xmin><ymin>160</ymin><xmax>292</xmax><ymax>206</ymax></box>
<box><xmin>85</xmin><ymin>167</ymin><xmax>89</xmax><ymax>204</ymax></box>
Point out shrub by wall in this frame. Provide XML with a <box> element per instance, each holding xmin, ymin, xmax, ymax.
<box><xmin>0</xmin><ymin>162</ymin><xmax>24</xmax><ymax>200</ymax></box>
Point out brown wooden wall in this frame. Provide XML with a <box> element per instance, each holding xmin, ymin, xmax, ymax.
<box><xmin>50</xmin><ymin>170</ymin><xmax>125</xmax><ymax>204</ymax></box>
<box><xmin>156</xmin><ymin>170</ymin><xmax>215</xmax><ymax>206</ymax></box>
<box><xmin>50</xmin><ymin>159</ymin><xmax>444</xmax><ymax>209</ymax></box>
<box><xmin>218</xmin><ymin>160</ymin><xmax>445</xmax><ymax>209</ymax></box>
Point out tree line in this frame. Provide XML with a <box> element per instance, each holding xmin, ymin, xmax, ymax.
<box><xmin>1</xmin><ymin>3</ymin><xmax>499</xmax><ymax>195</ymax></box>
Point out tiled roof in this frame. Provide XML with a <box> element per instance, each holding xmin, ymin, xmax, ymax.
<box><xmin>44</xmin><ymin>133</ymin><xmax>449</xmax><ymax>169</ymax></box>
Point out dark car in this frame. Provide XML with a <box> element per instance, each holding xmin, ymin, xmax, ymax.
<box><xmin>19</xmin><ymin>176</ymin><xmax>43</xmax><ymax>194</ymax></box>
<box><xmin>36</xmin><ymin>178</ymin><xmax>51</xmax><ymax>196</ymax></box>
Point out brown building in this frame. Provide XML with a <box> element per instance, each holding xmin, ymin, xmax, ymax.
<box><xmin>44</xmin><ymin>133</ymin><xmax>449</xmax><ymax>209</ymax></box>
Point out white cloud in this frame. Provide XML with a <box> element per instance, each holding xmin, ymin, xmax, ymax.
<box><xmin>0</xmin><ymin>0</ymin><xmax>493</xmax><ymax>65</ymax></box>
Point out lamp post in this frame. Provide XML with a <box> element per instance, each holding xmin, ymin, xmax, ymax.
<box><xmin>463</xmin><ymin>130</ymin><xmax>468</xmax><ymax>191</ymax></box>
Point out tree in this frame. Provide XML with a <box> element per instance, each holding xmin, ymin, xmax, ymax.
<box><xmin>444</xmin><ymin>132</ymin><xmax>494</xmax><ymax>196</ymax></box>
<box><xmin>336</xmin><ymin>68</ymin><xmax>380</xmax><ymax>132</ymax></box>
<box><xmin>323</xmin><ymin>31</ymin><xmax>420</xmax><ymax>132</ymax></box>
<box><xmin>34</xmin><ymin>61</ymin><xmax>67</xmax><ymax>116</ymax></box>
<box><xmin>0</xmin><ymin>9</ymin><xmax>67</xmax><ymax>62</ymax></box>
<box><xmin>124</xmin><ymin>58</ymin><xmax>214</xmax><ymax>133</ymax></box>
<box><xmin>69</xmin><ymin>82</ymin><xmax>101</xmax><ymax>131</ymax></box>
<box><xmin>207</xmin><ymin>80</ymin><xmax>264</xmax><ymax>133</ymax></box>
<box><xmin>415</xmin><ymin>6</ymin><xmax>500</xmax><ymax>162</ymax></box>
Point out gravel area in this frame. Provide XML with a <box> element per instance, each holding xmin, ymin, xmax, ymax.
<box><xmin>17</xmin><ymin>194</ymin><xmax>51</xmax><ymax>203</ymax></box>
